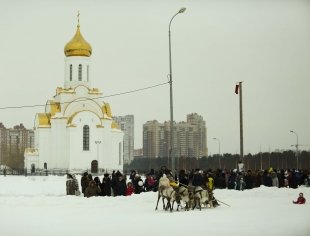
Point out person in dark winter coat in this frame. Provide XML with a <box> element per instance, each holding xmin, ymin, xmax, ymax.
<box><xmin>85</xmin><ymin>180</ymin><xmax>101</xmax><ymax>198</ymax></box>
<box><xmin>115</xmin><ymin>175</ymin><xmax>127</xmax><ymax>196</ymax></box>
<box><xmin>178</xmin><ymin>169</ymin><xmax>189</xmax><ymax>187</ymax></box>
<box><xmin>192</xmin><ymin>169</ymin><xmax>203</xmax><ymax>187</ymax></box>
<box><xmin>133</xmin><ymin>174</ymin><xmax>144</xmax><ymax>194</ymax></box>
<box><xmin>81</xmin><ymin>172</ymin><xmax>89</xmax><ymax>195</ymax></box>
<box><xmin>94</xmin><ymin>176</ymin><xmax>101</xmax><ymax>186</ymax></box>
<box><xmin>293</xmin><ymin>193</ymin><xmax>306</xmax><ymax>204</ymax></box>
<box><xmin>228</xmin><ymin>171</ymin><xmax>237</xmax><ymax>189</ymax></box>
<box><xmin>244</xmin><ymin>170</ymin><xmax>253</xmax><ymax>189</ymax></box>
<box><xmin>101</xmin><ymin>173</ymin><xmax>112</xmax><ymax>196</ymax></box>
<box><xmin>93</xmin><ymin>176</ymin><xmax>102</xmax><ymax>195</ymax></box>
<box><xmin>129</xmin><ymin>170</ymin><xmax>137</xmax><ymax>183</ymax></box>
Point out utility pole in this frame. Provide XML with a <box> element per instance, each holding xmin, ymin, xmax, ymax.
<box><xmin>235</xmin><ymin>81</ymin><xmax>244</xmax><ymax>162</ymax></box>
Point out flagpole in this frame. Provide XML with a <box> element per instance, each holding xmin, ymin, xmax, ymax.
<box><xmin>239</xmin><ymin>81</ymin><xmax>244</xmax><ymax>163</ymax></box>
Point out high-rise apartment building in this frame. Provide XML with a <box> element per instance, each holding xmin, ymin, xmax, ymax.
<box><xmin>113</xmin><ymin>115</ymin><xmax>134</xmax><ymax>164</ymax></box>
<box><xmin>143</xmin><ymin>113</ymin><xmax>207</xmax><ymax>159</ymax></box>
<box><xmin>0</xmin><ymin>123</ymin><xmax>34</xmax><ymax>168</ymax></box>
<box><xmin>0</xmin><ymin>123</ymin><xmax>8</xmax><ymax>167</ymax></box>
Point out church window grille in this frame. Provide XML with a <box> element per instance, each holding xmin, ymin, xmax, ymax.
<box><xmin>70</xmin><ymin>64</ymin><xmax>72</xmax><ymax>81</ymax></box>
<box><xmin>119</xmin><ymin>142</ymin><xmax>122</xmax><ymax>165</ymax></box>
<box><xmin>78</xmin><ymin>64</ymin><xmax>82</xmax><ymax>81</ymax></box>
<box><xmin>83</xmin><ymin>125</ymin><xmax>90</xmax><ymax>151</ymax></box>
<box><xmin>87</xmin><ymin>65</ymin><xmax>89</xmax><ymax>81</ymax></box>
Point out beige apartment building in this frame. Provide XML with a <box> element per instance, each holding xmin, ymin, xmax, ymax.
<box><xmin>0</xmin><ymin>123</ymin><xmax>34</xmax><ymax>169</ymax></box>
<box><xmin>143</xmin><ymin>113</ymin><xmax>207</xmax><ymax>159</ymax></box>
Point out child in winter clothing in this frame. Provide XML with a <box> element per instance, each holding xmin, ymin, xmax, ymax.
<box><xmin>126</xmin><ymin>182</ymin><xmax>134</xmax><ymax>196</ymax></box>
<box><xmin>293</xmin><ymin>193</ymin><xmax>306</xmax><ymax>204</ymax></box>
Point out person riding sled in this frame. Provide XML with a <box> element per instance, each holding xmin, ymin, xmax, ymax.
<box><xmin>293</xmin><ymin>193</ymin><xmax>306</xmax><ymax>204</ymax></box>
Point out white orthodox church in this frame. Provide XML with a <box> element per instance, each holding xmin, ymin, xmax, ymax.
<box><xmin>24</xmin><ymin>20</ymin><xmax>124</xmax><ymax>174</ymax></box>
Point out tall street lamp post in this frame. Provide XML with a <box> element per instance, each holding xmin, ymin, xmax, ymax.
<box><xmin>213</xmin><ymin>137</ymin><xmax>221</xmax><ymax>169</ymax></box>
<box><xmin>95</xmin><ymin>140</ymin><xmax>101</xmax><ymax>174</ymax></box>
<box><xmin>289</xmin><ymin>130</ymin><xmax>299</xmax><ymax>169</ymax></box>
<box><xmin>168</xmin><ymin>7</ymin><xmax>186</xmax><ymax>177</ymax></box>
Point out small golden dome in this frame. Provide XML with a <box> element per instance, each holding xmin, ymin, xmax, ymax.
<box><xmin>64</xmin><ymin>25</ymin><xmax>92</xmax><ymax>57</ymax></box>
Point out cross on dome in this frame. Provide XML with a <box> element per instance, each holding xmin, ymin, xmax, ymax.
<box><xmin>64</xmin><ymin>12</ymin><xmax>92</xmax><ymax>57</ymax></box>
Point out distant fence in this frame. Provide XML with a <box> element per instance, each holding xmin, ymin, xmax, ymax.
<box><xmin>0</xmin><ymin>168</ymin><xmax>123</xmax><ymax>176</ymax></box>
<box><xmin>0</xmin><ymin>168</ymin><xmax>70</xmax><ymax>176</ymax></box>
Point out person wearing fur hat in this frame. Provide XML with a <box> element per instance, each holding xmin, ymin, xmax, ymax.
<box><xmin>85</xmin><ymin>180</ymin><xmax>101</xmax><ymax>198</ymax></box>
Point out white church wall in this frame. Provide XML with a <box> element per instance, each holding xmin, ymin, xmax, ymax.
<box><xmin>69</xmin><ymin>111</ymin><xmax>101</xmax><ymax>170</ymax></box>
<box><xmin>36</xmin><ymin>128</ymin><xmax>51</xmax><ymax>169</ymax></box>
<box><xmin>63</xmin><ymin>96</ymin><xmax>104</xmax><ymax>121</ymax></box>
<box><xmin>50</xmin><ymin>118</ymin><xmax>68</xmax><ymax>169</ymax></box>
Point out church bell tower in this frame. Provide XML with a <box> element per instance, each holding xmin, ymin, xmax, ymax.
<box><xmin>63</xmin><ymin>12</ymin><xmax>92</xmax><ymax>89</ymax></box>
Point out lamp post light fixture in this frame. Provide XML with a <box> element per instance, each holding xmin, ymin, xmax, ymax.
<box><xmin>95</xmin><ymin>140</ymin><xmax>101</xmax><ymax>173</ymax></box>
<box><xmin>289</xmin><ymin>130</ymin><xmax>299</xmax><ymax>169</ymax></box>
<box><xmin>168</xmin><ymin>7</ymin><xmax>186</xmax><ymax>177</ymax></box>
<box><xmin>213</xmin><ymin>137</ymin><xmax>221</xmax><ymax>169</ymax></box>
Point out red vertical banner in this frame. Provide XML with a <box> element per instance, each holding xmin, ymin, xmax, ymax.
<box><xmin>235</xmin><ymin>84</ymin><xmax>239</xmax><ymax>94</ymax></box>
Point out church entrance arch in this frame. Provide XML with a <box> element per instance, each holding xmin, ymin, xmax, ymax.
<box><xmin>91</xmin><ymin>160</ymin><xmax>98</xmax><ymax>173</ymax></box>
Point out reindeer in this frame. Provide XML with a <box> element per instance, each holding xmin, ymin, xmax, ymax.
<box><xmin>155</xmin><ymin>174</ymin><xmax>180</xmax><ymax>212</ymax></box>
<box><xmin>192</xmin><ymin>186</ymin><xmax>213</xmax><ymax>210</ymax></box>
<box><xmin>174</xmin><ymin>185</ymin><xmax>192</xmax><ymax>211</ymax></box>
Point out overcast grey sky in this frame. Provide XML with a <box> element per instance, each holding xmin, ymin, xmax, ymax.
<box><xmin>0</xmin><ymin>0</ymin><xmax>309</xmax><ymax>155</ymax></box>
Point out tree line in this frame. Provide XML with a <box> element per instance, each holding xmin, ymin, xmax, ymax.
<box><xmin>124</xmin><ymin>150</ymin><xmax>310</xmax><ymax>174</ymax></box>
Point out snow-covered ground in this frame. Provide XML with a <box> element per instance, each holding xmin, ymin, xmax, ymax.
<box><xmin>0</xmin><ymin>175</ymin><xmax>309</xmax><ymax>236</ymax></box>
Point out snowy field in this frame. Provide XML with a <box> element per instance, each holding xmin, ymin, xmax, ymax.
<box><xmin>0</xmin><ymin>175</ymin><xmax>309</xmax><ymax>236</ymax></box>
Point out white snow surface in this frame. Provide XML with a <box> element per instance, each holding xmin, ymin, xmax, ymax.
<box><xmin>0</xmin><ymin>175</ymin><xmax>309</xmax><ymax>236</ymax></box>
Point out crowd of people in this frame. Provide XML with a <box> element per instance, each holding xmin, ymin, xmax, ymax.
<box><xmin>65</xmin><ymin>166</ymin><xmax>309</xmax><ymax>204</ymax></box>
<box><xmin>66</xmin><ymin>170</ymin><xmax>148</xmax><ymax>197</ymax></box>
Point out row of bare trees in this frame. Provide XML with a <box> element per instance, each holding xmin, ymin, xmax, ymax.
<box><xmin>0</xmin><ymin>143</ymin><xmax>24</xmax><ymax>169</ymax></box>
<box><xmin>124</xmin><ymin>150</ymin><xmax>310</xmax><ymax>174</ymax></box>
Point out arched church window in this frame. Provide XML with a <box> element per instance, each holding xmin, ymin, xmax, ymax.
<box><xmin>70</xmin><ymin>64</ymin><xmax>72</xmax><ymax>81</ymax></box>
<box><xmin>83</xmin><ymin>125</ymin><xmax>90</xmax><ymax>151</ymax></box>
<box><xmin>78</xmin><ymin>64</ymin><xmax>82</xmax><ymax>81</ymax></box>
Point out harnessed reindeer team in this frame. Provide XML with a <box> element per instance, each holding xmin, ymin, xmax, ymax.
<box><xmin>155</xmin><ymin>174</ymin><xmax>220</xmax><ymax>212</ymax></box>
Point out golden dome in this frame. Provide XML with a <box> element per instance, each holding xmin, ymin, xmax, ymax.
<box><xmin>64</xmin><ymin>25</ymin><xmax>92</xmax><ymax>57</ymax></box>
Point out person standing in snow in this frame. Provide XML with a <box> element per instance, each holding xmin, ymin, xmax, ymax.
<box><xmin>133</xmin><ymin>174</ymin><xmax>144</xmax><ymax>194</ymax></box>
<box><xmin>126</xmin><ymin>182</ymin><xmax>134</xmax><ymax>196</ymax></box>
<box><xmin>115</xmin><ymin>174</ymin><xmax>127</xmax><ymax>196</ymax></box>
<box><xmin>72</xmin><ymin>174</ymin><xmax>80</xmax><ymax>195</ymax></box>
<box><xmin>271</xmin><ymin>171</ymin><xmax>279</xmax><ymax>187</ymax></box>
<box><xmin>101</xmin><ymin>173</ymin><xmax>112</xmax><ymax>196</ymax></box>
<box><xmin>66</xmin><ymin>174</ymin><xmax>76</xmax><ymax>195</ymax></box>
<box><xmin>81</xmin><ymin>172</ymin><xmax>89</xmax><ymax>195</ymax></box>
<box><xmin>85</xmin><ymin>180</ymin><xmax>101</xmax><ymax>197</ymax></box>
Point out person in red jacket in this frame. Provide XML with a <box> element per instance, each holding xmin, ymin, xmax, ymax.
<box><xmin>126</xmin><ymin>182</ymin><xmax>134</xmax><ymax>196</ymax></box>
<box><xmin>293</xmin><ymin>193</ymin><xmax>306</xmax><ymax>204</ymax></box>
